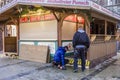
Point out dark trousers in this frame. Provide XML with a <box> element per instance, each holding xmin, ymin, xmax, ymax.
<box><xmin>74</xmin><ymin>47</ymin><xmax>86</xmax><ymax>71</ymax></box>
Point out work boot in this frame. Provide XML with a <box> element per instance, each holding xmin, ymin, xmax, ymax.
<box><xmin>82</xmin><ymin>67</ymin><xmax>86</xmax><ymax>72</ymax></box>
<box><xmin>52</xmin><ymin>61</ymin><xmax>56</xmax><ymax>67</ymax></box>
<box><xmin>73</xmin><ymin>69</ymin><xmax>78</xmax><ymax>73</ymax></box>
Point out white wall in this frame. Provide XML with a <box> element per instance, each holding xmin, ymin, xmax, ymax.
<box><xmin>62</xmin><ymin>21</ymin><xmax>76</xmax><ymax>40</ymax></box>
<box><xmin>20</xmin><ymin>20</ymin><xmax>57</xmax><ymax>40</ymax></box>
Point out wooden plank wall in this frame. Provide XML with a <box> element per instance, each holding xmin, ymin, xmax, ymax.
<box><xmin>88</xmin><ymin>41</ymin><xmax>116</xmax><ymax>60</ymax></box>
<box><xmin>19</xmin><ymin>44</ymin><xmax>50</xmax><ymax>63</ymax></box>
<box><xmin>106</xmin><ymin>41</ymin><xmax>116</xmax><ymax>55</ymax></box>
<box><xmin>5</xmin><ymin>37</ymin><xmax>17</xmax><ymax>52</ymax></box>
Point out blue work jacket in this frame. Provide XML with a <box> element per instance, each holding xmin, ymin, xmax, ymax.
<box><xmin>53</xmin><ymin>47</ymin><xmax>66</xmax><ymax>66</ymax></box>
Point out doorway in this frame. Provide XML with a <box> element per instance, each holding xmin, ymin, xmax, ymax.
<box><xmin>4</xmin><ymin>25</ymin><xmax>17</xmax><ymax>52</ymax></box>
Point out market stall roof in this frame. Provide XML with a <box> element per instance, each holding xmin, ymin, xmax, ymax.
<box><xmin>0</xmin><ymin>5</ymin><xmax>18</xmax><ymax>22</ymax></box>
<box><xmin>0</xmin><ymin>0</ymin><xmax>120</xmax><ymax>22</ymax></box>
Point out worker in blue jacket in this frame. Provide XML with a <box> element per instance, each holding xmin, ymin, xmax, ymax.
<box><xmin>52</xmin><ymin>46</ymin><xmax>69</xmax><ymax>70</ymax></box>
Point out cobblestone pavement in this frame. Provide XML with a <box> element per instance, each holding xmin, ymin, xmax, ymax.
<box><xmin>91</xmin><ymin>53</ymin><xmax>120</xmax><ymax>80</ymax></box>
<box><xmin>0</xmin><ymin>53</ymin><xmax>120</xmax><ymax>80</ymax></box>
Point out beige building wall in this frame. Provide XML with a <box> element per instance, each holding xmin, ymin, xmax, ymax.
<box><xmin>62</xmin><ymin>21</ymin><xmax>76</xmax><ymax>40</ymax></box>
<box><xmin>20</xmin><ymin>20</ymin><xmax>57</xmax><ymax>40</ymax></box>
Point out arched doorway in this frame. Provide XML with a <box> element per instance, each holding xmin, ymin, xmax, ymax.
<box><xmin>61</xmin><ymin>14</ymin><xmax>85</xmax><ymax>49</ymax></box>
<box><xmin>4</xmin><ymin>24</ymin><xmax>17</xmax><ymax>53</ymax></box>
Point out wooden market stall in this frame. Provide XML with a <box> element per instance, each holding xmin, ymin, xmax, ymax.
<box><xmin>89</xmin><ymin>12</ymin><xmax>118</xmax><ymax>68</ymax></box>
<box><xmin>0</xmin><ymin>0</ymin><xmax>120</xmax><ymax>68</ymax></box>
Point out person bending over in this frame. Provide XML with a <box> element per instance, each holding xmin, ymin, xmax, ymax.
<box><xmin>52</xmin><ymin>46</ymin><xmax>69</xmax><ymax>70</ymax></box>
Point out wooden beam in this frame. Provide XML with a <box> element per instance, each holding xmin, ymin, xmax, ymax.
<box><xmin>57</xmin><ymin>13</ymin><xmax>64</xmax><ymax>47</ymax></box>
<box><xmin>51</xmin><ymin>8</ymin><xmax>72</xmax><ymax>47</ymax></box>
<box><xmin>57</xmin><ymin>13</ymin><xmax>72</xmax><ymax>46</ymax></box>
<box><xmin>105</xmin><ymin>20</ymin><xmax>107</xmax><ymax>35</ymax></box>
<box><xmin>16</xmin><ymin>19</ymin><xmax>20</xmax><ymax>55</ymax></box>
<box><xmin>10</xmin><ymin>16</ymin><xmax>18</xmax><ymax>26</ymax></box>
<box><xmin>3</xmin><ymin>24</ymin><xmax>5</xmax><ymax>53</ymax></box>
<box><xmin>52</xmin><ymin>11</ymin><xmax>59</xmax><ymax>21</ymax></box>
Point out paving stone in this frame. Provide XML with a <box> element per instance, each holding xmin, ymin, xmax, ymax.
<box><xmin>0</xmin><ymin>53</ymin><xmax>120</xmax><ymax>80</ymax></box>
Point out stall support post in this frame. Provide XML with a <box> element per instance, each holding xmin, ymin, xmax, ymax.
<box><xmin>53</xmin><ymin>12</ymin><xmax>68</xmax><ymax>47</ymax></box>
<box><xmin>105</xmin><ymin>20</ymin><xmax>107</xmax><ymax>36</ymax></box>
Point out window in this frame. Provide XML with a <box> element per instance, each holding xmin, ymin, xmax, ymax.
<box><xmin>108</xmin><ymin>0</ymin><xmax>113</xmax><ymax>5</ymax></box>
<box><xmin>90</xmin><ymin>17</ymin><xmax>105</xmax><ymax>34</ymax></box>
<box><xmin>5</xmin><ymin>25</ymin><xmax>17</xmax><ymax>37</ymax></box>
<box><xmin>107</xmin><ymin>22</ymin><xmax>115</xmax><ymax>35</ymax></box>
<box><xmin>117</xmin><ymin>0</ymin><xmax>120</xmax><ymax>3</ymax></box>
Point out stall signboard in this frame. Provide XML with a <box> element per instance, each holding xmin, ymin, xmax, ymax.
<box><xmin>20</xmin><ymin>14</ymin><xmax>85</xmax><ymax>23</ymax></box>
<box><xmin>65</xmin><ymin>15</ymin><xmax>84</xmax><ymax>23</ymax></box>
<box><xmin>90</xmin><ymin>1</ymin><xmax>120</xmax><ymax>20</ymax></box>
<box><xmin>18</xmin><ymin>0</ymin><xmax>89</xmax><ymax>6</ymax></box>
<box><xmin>20</xmin><ymin>14</ymin><xmax>55</xmax><ymax>23</ymax></box>
<box><xmin>20</xmin><ymin>17</ymin><xmax>29</xmax><ymax>23</ymax></box>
